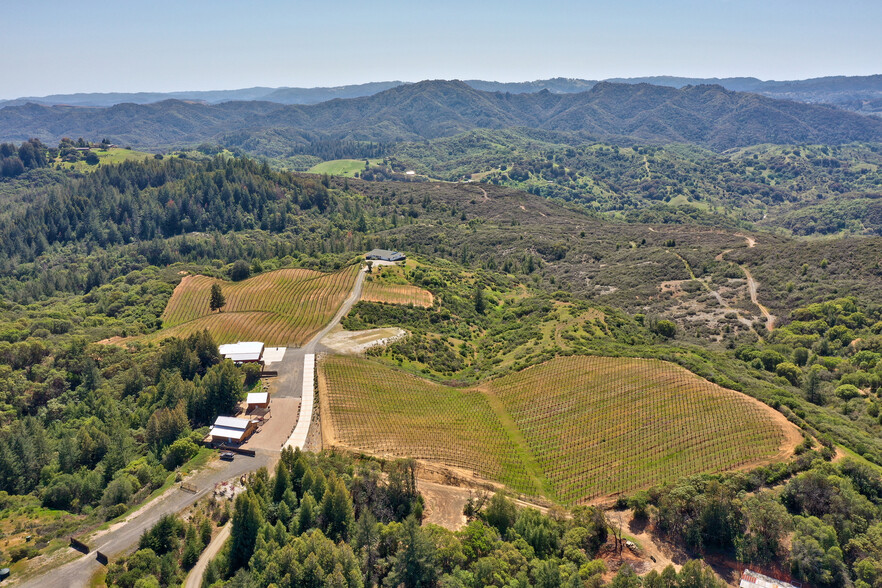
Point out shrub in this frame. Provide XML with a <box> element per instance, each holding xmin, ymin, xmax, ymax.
<box><xmin>229</xmin><ymin>260</ymin><xmax>251</xmax><ymax>282</ymax></box>
<box><xmin>101</xmin><ymin>477</ymin><xmax>134</xmax><ymax>508</ymax></box>
<box><xmin>835</xmin><ymin>384</ymin><xmax>861</xmax><ymax>400</ymax></box>
<box><xmin>242</xmin><ymin>363</ymin><xmax>261</xmax><ymax>387</ymax></box>
<box><xmin>162</xmin><ymin>438</ymin><xmax>199</xmax><ymax>470</ymax></box>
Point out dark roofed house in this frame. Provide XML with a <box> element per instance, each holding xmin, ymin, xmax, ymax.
<box><xmin>365</xmin><ymin>249</ymin><xmax>406</xmax><ymax>262</ymax></box>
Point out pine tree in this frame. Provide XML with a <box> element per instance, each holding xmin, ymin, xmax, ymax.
<box><xmin>230</xmin><ymin>492</ymin><xmax>262</xmax><ymax>571</ymax></box>
<box><xmin>474</xmin><ymin>285</ymin><xmax>486</xmax><ymax>314</ymax></box>
<box><xmin>298</xmin><ymin>493</ymin><xmax>318</xmax><ymax>534</ymax></box>
<box><xmin>273</xmin><ymin>460</ymin><xmax>290</xmax><ymax>503</ymax></box>
<box><xmin>384</xmin><ymin>516</ymin><xmax>437</xmax><ymax>587</ymax></box>
<box><xmin>319</xmin><ymin>474</ymin><xmax>355</xmax><ymax>542</ymax></box>
<box><xmin>209</xmin><ymin>283</ymin><xmax>226</xmax><ymax>312</ymax></box>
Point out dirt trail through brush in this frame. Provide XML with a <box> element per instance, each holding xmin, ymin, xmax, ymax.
<box><xmin>742</xmin><ymin>264</ymin><xmax>776</xmax><ymax>331</ymax></box>
<box><xmin>672</xmin><ymin>252</ymin><xmax>754</xmax><ymax>330</ymax></box>
<box><xmin>713</xmin><ymin>234</ymin><xmax>775</xmax><ymax>332</ymax></box>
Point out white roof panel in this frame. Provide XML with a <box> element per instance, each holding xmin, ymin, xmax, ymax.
<box><xmin>209</xmin><ymin>426</ymin><xmax>247</xmax><ymax>441</ymax></box>
<box><xmin>213</xmin><ymin>416</ymin><xmax>251</xmax><ymax>429</ymax></box>
<box><xmin>219</xmin><ymin>341</ymin><xmax>264</xmax><ymax>361</ymax></box>
<box><xmin>247</xmin><ymin>392</ymin><xmax>269</xmax><ymax>404</ymax></box>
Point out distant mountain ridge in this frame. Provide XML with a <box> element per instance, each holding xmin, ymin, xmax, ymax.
<box><xmin>0</xmin><ymin>81</ymin><xmax>406</xmax><ymax>109</ymax></box>
<box><xmin>3</xmin><ymin>74</ymin><xmax>882</xmax><ymax>114</ymax></box>
<box><xmin>2</xmin><ymin>80</ymin><xmax>881</xmax><ymax>153</ymax></box>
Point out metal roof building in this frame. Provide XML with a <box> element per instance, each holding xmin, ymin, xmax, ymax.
<box><xmin>209</xmin><ymin>416</ymin><xmax>257</xmax><ymax>443</ymax></box>
<box><xmin>246</xmin><ymin>392</ymin><xmax>269</xmax><ymax>408</ymax></box>
<box><xmin>218</xmin><ymin>341</ymin><xmax>265</xmax><ymax>363</ymax></box>
<box><xmin>365</xmin><ymin>249</ymin><xmax>406</xmax><ymax>262</ymax></box>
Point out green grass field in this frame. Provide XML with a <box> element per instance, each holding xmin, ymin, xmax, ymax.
<box><xmin>55</xmin><ymin>148</ymin><xmax>154</xmax><ymax>171</ymax></box>
<box><xmin>307</xmin><ymin>158</ymin><xmax>383</xmax><ymax>177</ymax></box>
<box><xmin>320</xmin><ymin>354</ymin><xmax>795</xmax><ymax>503</ymax></box>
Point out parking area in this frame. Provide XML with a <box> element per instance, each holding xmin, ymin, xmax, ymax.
<box><xmin>240</xmin><ymin>396</ymin><xmax>300</xmax><ymax>451</ymax></box>
<box><xmin>262</xmin><ymin>347</ymin><xmax>286</xmax><ymax>366</ymax></box>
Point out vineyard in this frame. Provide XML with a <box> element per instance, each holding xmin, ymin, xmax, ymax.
<box><xmin>483</xmin><ymin>356</ymin><xmax>792</xmax><ymax>503</ymax></box>
<box><xmin>360</xmin><ymin>280</ymin><xmax>434</xmax><ymax>307</ymax></box>
<box><xmin>320</xmin><ymin>354</ymin><xmax>797</xmax><ymax>503</ymax></box>
<box><xmin>153</xmin><ymin>266</ymin><xmax>359</xmax><ymax>346</ymax></box>
<box><xmin>320</xmin><ymin>355</ymin><xmax>545</xmax><ymax>496</ymax></box>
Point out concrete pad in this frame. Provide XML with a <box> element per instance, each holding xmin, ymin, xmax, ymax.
<box><xmin>262</xmin><ymin>347</ymin><xmax>286</xmax><ymax>366</ymax></box>
<box><xmin>241</xmin><ymin>397</ymin><xmax>300</xmax><ymax>452</ymax></box>
<box><xmin>283</xmin><ymin>354</ymin><xmax>315</xmax><ymax>450</ymax></box>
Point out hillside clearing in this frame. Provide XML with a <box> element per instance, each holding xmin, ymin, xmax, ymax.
<box><xmin>320</xmin><ymin>355</ymin><xmax>799</xmax><ymax>504</ymax></box>
<box><xmin>360</xmin><ymin>280</ymin><xmax>434</xmax><ymax>307</ymax></box>
<box><xmin>152</xmin><ymin>266</ymin><xmax>359</xmax><ymax>346</ymax></box>
<box><xmin>307</xmin><ymin>158</ymin><xmax>382</xmax><ymax>176</ymax></box>
<box><xmin>55</xmin><ymin>147</ymin><xmax>153</xmax><ymax>171</ymax></box>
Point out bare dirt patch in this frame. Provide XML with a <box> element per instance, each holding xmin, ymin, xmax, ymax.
<box><xmin>95</xmin><ymin>336</ymin><xmax>129</xmax><ymax>347</ymax></box>
<box><xmin>321</xmin><ymin>327</ymin><xmax>406</xmax><ymax>355</ymax></box>
<box><xmin>419</xmin><ymin>480</ymin><xmax>470</xmax><ymax>531</ymax></box>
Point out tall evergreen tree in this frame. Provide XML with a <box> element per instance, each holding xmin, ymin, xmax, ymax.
<box><xmin>230</xmin><ymin>492</ymin><xmax>262</xmax><ymax>571</ymax></box>
<box><xmin>320</xmin><ymin>474</ymin><xmax>355</xmax><ymax>542</ymax></box>
<box><xmin>209</xmin><ymin>283</ymin><xmax>226</xmax><ymax>313</ymax></box>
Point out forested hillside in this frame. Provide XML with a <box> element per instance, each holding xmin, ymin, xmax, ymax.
<box><xmin>3</xmin><ymin>81</ymin><xmax>881</xmax><ymax>154</ymax></box>
<box><xmin>5</xmin><ymin>74</ymin><xmax>881</xmax><ymax>115</ymax></box>
<box><xmin>0</xmin><ymin>146</ymin><xmax>880</xmax><ymax>587</ymax></box>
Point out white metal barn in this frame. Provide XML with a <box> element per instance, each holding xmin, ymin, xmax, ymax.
<box><xmin>218</xmin><ymin>341</ymin><xmax>265</xmax><ymax>364</ymax></box>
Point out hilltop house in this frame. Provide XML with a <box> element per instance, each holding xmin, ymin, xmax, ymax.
<box><xmin>218</xmin><ymin>341</ymin><xmax>265</xmax><ymax>364</ymax></box>
<box><xmin>209</xmin><ymin>416</ymin><xmax>257</xmax><ymax>444</ymax></box>
<box><xmin>365</xmin><ymin>249</ymin><xmax>406</xmax><ymax>262</ymax></box>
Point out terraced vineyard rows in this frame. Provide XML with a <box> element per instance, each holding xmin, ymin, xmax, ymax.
<box><xmin>484</xmin><ymin>356</ymin><xmax>788</xmax><ymax>503</ymax></box>
<box><xmin>320</xmin><ymin>354</ymin><xmax>795</xmax><ymax>504</ymax></box>
<box><xmin>360</xmin><ymin>280</ymin><xmax>434</xmax><ymax>307</ymax></box>
<box><xmin>153</xmin><ymin>266</ymin><xmax>359</xmax><ymax>346</ymax></box>
<box><xmin>320</xmin><ymin>355</ymin><xmax>543</xmax><ymax>495</ymax></box>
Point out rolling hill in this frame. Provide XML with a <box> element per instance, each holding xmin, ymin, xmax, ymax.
<box><xmin>5</xmin><ymin>74</ymin><xmax>882</xmax><ymax>115</ymax></box>
<box><xmin>320</xmin><ymin>354</ymin><xmax>798</xmax><ymax>503</ymax></box>
<box><xmin>2</xmin><ymin>80</ymin><xmax>881</xmax><ymax>153</ymax></box>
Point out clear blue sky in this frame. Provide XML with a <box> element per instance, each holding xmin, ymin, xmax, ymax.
<box><xmin>1</xmin><ymin>0</ymin><xmax>880</xmax><ymax>98</ymax></box>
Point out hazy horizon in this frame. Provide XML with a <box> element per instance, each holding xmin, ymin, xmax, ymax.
<box><xmin>6</xmin><ymin>73</ymin><xmax>882</xmax><ymax>102</ymax></box>
<box><xmin>3</xmin><ymin>0</ymin><xmax>881</xmax><ymax>99</ymax></box>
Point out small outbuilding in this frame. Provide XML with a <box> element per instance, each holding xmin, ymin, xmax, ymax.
<box><xmin>365</xmin><ymin>249</ymin><xmax>406</xmax><ymax>262</ymax></box>
<box><xmin>209</xmin><ymin>416</ymin><xmax>257</xmax><ymax>444</ymax></box>
<box><xmin>218</xmin><ymin>341</ymin><xmax>265</xmax><ymax>364</ymax></box>
<box><xmin>246</xmin><ymin>392</ymin><xmax>269</xmax><ymax>410</ymax></box>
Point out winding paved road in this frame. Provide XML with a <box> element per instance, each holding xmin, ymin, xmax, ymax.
<box><xmin>17</xmin><ymin>266</ymin><xmax>367</xmax><ymax>588</ymax></box>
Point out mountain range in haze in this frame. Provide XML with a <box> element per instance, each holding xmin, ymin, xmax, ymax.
<box><xmin>2</xmin><ymin>75</ymin><xmax>882</xmax><ymax>115</ymax></box>
<box><xmin>2</xmin><ymin>80</ymin><xmax>881</xmax><ymax>155</ymax></box>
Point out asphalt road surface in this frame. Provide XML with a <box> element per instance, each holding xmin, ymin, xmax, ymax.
<box><xmin>17</xmin><ymin>267</ymin><xmax>367</xmax><ymax>588</ymax></box>
<box><xmin>19</xmin><ymin>450</ymin><xmax>273</xmax><ymax>588</ymax></box>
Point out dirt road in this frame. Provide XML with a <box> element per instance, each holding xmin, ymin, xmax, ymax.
<box><xmin>741</xmin><ymin>264</ymin><xmax>775</xmax><ymax>331</ymax></box>
<box><xmin>715</xmin><ymin>234</ymin><xmax>775</xmax><ymax>332</ymax></box>
<box><xmin>184</xmin><ymin>521</ymin><xmax>231</xmax><ymax>588</ymax></box>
